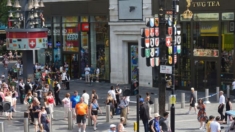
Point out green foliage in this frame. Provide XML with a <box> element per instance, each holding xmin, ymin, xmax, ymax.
<box><xmin>0</xmin><ymin>0</ymin><xmax>11</xmax><ymax>25</ymax></box>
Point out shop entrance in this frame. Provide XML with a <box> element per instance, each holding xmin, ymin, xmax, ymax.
<box><xmin>64</xmin><ymin>54</ymin><xmax>79</xmax><ymax>78</ymax></box>
<box><xmin>194</xmin><ymin>60</ymin><xmax>218</xmax><ymax>90</ymax></box>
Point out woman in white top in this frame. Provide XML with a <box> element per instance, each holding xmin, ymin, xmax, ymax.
<box><xmin>96</xmin><ymin>68</ymin><xmax>100</xmax><ymax>82</ymax></box>
<box><xmin>42</xmin><ymin>84</ymin><xmax>50</xmax><ymax>98</ymax></box>
<box><xmin>11</xmin><ymin>86</ymin><xmax>18</xmax><ymax>112</ymax></box>
<box><xmin>61</xmin><ymin>70</ymin><xmax>67</xmax><ymax>88</ymax></box>
<box><xmin>62</xmin><ymin>93</ymin><xmax>71</xmax><ymax>120</ymax></box>
<box><xmin>118</xmin><ymin>117</ymin><xmax>126</xmax><ymax>132</ymax></box>
<box><xmin>4</xmin><ymin>91</ymin><xmax>13</xmax><ymax>120</ymax></box>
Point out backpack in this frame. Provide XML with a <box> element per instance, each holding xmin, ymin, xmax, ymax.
<box><xmin>148</xmin><ymin>119</ymin><xmax>155</xmax><ymax>132</ymax></box>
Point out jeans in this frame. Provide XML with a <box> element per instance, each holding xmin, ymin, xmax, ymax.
<box><xmin>218</xmin><ymin>104</ymin><xmax>224</xmax><ymax>120</ymax></box>
<box><xmin>142</xmin><ymin>119</ymin><xmax>149</xmax><ymax>132</ymax></box>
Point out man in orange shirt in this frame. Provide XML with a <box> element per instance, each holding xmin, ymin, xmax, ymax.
<box><xmin>75</xmin><ymin>97</ymin><xmax>88</xmax><ymax>132</ymax></box>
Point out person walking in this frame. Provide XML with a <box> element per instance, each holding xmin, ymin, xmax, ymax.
<box><xmin>90</xmin><ymin>98</ymin><xmax>99</xmax><ymax>130</ymax></box>
<box><xmin>206</xmin><ymin>115</ymin><xmax>215</xmax><ymax>132</ymax></box>
<box><xmin>218</xmin><ymin>91</ymin><xmax>225</xmax><ymax>121</ymax></box>
<box><xmin>232</xmin><ymin>79</ymin><xmax>235</xmax><ymax>101</ymax></box>
<box><xmin>24</xmin><ymin>78</ymin><xmax>32</xmax><ymax>95</ymax></box>
<box><xmin>225</xmin><ymin>97</ymin><xmax>232</xmax><ymax>123</ymax></box>
<box><xmin>46</xmin><ymin>91</ymin><xmax>55</xmax><ymax>119</ymax></box>
<box><xmin>62</xmin><ymin>93</ymin><xmax>71</xmax><ymax>120</ymax></box>
<box><xmin>84</xmin><ymin>65</ymin><xmax>90</xmax><ymax>83</ymax></box>
<box><xmin>75</xmin><ymin>97</ymin><xmax>88</xmax><ymax>132</ymax></box>
<box><xmin>139</xmin><ymin>98</ymin><xmax>150</xmax><ymax>132</ymax></box>
<box><xmin>82</xmin><ymin>90</ymin><xmax>90</xmax><ymax>105</ymax></box>
<box><xmin>61</xmin><ymin>70</ymin><xmax>67</xmax><ymax>89</ymax></box>
<box><xmin>53</xmin><ymin>81</ymin><xmax>62</xmax><ymax>105</ymax></box>
<box><xmin>145</xmin><ymin>92</ymin><xmax>153</xmax><ymax>118</ymax></box>
<box><xmin>91</xmin><ymin>89</ymin><xmax>98</xmax><ymax>100</ymax></box>
<box><xmin>187</xmin><ymin>87</ymin><xmax>196</xmax><ymax>114</ymax></box>
<box><xmin>197</xmin><ymin>99</ymin><xmax>207</xmax><ymax>130</ymax></box>
<box><xmin>38</xmin><ymin>106</ymin><xmax>50</xmax><ymax>132</ymax></box>
<box><xmin>115</xmin><ymin>84</ymin><xmax>122</xmax><ymax>109</ymax></box>
<box><xmin>159</xmin><ymin>112</ymin><xmax>170</xmax><ymax>132</ymax></box>
<box><xmin>118</xmin><ymin>117</ymin><xmax>126</xmax><ymax>132</ymax></box>
<box><xmin>210</xmin><ymin>116</ymin><xmax>221</xmax><ymax>132</ymax></box>
<box><xmin>32</xmin><ymin>99</ymin><xmax>41</xmax><ymax>132</ymax></box>
<box><xmin>106</xmin><ymin>93</ymin><xmax>115</xmax><ymax>118</ymax></box>
<box><xmin>150</xmin><ymin>113</ymin><xmax>161</xmax><ymax>132</ymax></box>
<box><xmin>4</xmin><ymin>91</ymin><xmax>13</xmax><ymax>120</ymax></box>
<box><xmin>18</xmin><ymin>79</ymin><xmax>25</xmax><ymax>104</ymax></box>
<box><xmin>65</xmin><ymin>72</ymin><xmax>70</xmax><ymax>90</ymax></box>
<box><xmin>70</xmin><ymin>91</ymin><xmax>80</xmax><ymax>119</ymax></box>
<box><xmin>119</xmin><ymin>96</ymin><xmax>129</xmax><ymax>126</ymax></box>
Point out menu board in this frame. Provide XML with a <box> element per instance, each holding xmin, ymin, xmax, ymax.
<box><xmin>193</xmin><ymin>49</ymin><xmax>219</xmax><ymax>57</ymax></box>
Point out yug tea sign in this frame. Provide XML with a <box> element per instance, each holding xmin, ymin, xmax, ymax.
<box><xmin>192</xmin><ymin>1</ymin><xmax>220</xmax><ymax>7</ymax></box>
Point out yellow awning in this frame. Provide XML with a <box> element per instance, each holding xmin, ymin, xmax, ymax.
<box><xmin>0</xmin><ymin>30</ymin><xmax>6</xmax><ymax>34</ymax></box>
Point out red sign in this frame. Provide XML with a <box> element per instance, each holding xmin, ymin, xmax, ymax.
<box><xmin>7</xmin><ymin>32</ymin><xmax>47</xmax><ymax>38</ymax></box>
<box><xmin>81</xmin><ymin>23</ymin><xmax>89</xmax><ymax>32</ymax></box>
<box><xmin>168</xmin><ymin>27</ymin><xmax>172</xmax><ymax>35</ymax></box>
<box><xmin>28</xmin><ymin>39</ymin><xmax>36</xmax><ymax>49</ymax></box>
<box><xmin>166</xmin><ymin>36</ymin><xmax>171</xmax><ymax>47</ymax></box>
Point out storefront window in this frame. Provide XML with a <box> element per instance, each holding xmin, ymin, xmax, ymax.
<box><xmin>193</xmin><ymin>13</ymin><xmax>219</xmax><ymax>21</ymax></box>
<box><xmin>90</xmin><ymin>16</ymin><xmax>109</xmax><ymax>80</ymax></box>
<box><xmin>222</xmin><ymin>12</ymin><xmax>234</xmax><ymax>21</ymax></box>
<box><xmin>53</xmin><ymin>17</ymin><xmax>62</xmax><ymax>66</ymax></box>
<box><xmin>62</xmin><ymin>16</ymin><xmax>79</xmax><ymax>52</ymax></box>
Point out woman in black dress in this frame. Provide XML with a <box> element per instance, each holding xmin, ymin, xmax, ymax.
<box><xmin>225</xmin><ymin>97</ymin><xmax>232</xmax><ymax>123</ymax></box>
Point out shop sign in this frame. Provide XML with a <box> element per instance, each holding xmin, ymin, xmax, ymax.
<box><xmin>200</xmin><ymin>23</ymin><xmax>218</xmax><ymax>33</ymax></box>
<box><xmin>81</xmin><ymin>23</ymin><xmax>89</xmax><ymax>32</ymax></box>
<box><xmin>193</xmin><ymin>49</ymin><xmax>219</xmax><ymax>57</ymax></box>
<box><xmin>160</xmin><ymin>65</ymin><xmax>172</xmax><ymax>74</ymax></box>
<box><xmin>192</xmin><ymin>1</ymin><xmax>220</xmax><ymax>7</ymax></box>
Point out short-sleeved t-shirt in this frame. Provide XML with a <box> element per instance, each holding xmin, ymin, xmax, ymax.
<box><xmin>159</xmin><ymin>117</ymin><xmax>169</xmax><ymax>131</ymax></box>
<box><xmin>206</xmin><ymin>121</ymin><xmax>212</xmax><ymax>132</ymax></box>
<box><xmin>75</xmin><ymin>103</ymin><xmax>88</xmax><ymax>115</ymax></box>
<box><xmin>210</xmin><ymin>121</ymin><xmax>221</xmax><ymax>132</ymax></box>
<box><xmin>71</xmin><ymin>95</ymin><xmax>80</xmax><ymax>108</ymax></box>
<box><xmin>190</xmin><ymin>92</ymin><xmax>196</xmax><ymax>103</ymax></box>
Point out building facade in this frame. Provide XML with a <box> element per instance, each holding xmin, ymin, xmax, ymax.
<box><xmin>42</xmin><ymin>0</ymin><xmax>110</xmax><ymax>81</ymax></box>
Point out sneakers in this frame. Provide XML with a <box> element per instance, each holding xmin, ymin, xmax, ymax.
<box><xmin>94</xmin><ymin>127</ymin><xmax>97</xmax><ymax>131</ymax></box>
<box><xmin>78</xmin><ymin>128</ymin><xmax>81</xmax><ymax>132</ymax></box>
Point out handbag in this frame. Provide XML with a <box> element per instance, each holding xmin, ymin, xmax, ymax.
<box><xmin>46</xmin><ymin>118</ymin><xmax>50</xmax><ymax>123</ymax></box>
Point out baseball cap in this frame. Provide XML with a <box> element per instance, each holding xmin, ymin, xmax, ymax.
<box><xmin>110</xmin><ymin>124</ymin><xmax>116</xmax><ymax>128</ymax></box>
<box><xmin>139</xmin><ymin>98</ymin><xmax>144</xmax><ymax>103</ymax></box>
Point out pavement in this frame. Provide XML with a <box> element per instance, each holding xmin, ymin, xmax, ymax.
<box><xmin>1</xmin><ymin>61</ymin><xmax>233</xmax><ymax>132</ymax></box>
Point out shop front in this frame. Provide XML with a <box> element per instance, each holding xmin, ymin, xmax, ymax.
<box><xmin>40</xmin><ymin>0</ymin><xmax>110</xmax><ymax>80</ymax></box>
<box><xmin>177</xmin><ymin>0</ymin><xmax>235</xmax><ymax>91</ymax></box>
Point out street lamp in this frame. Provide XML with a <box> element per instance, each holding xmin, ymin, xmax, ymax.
<box><xmin>5</xmin><ymin>0</ymin><xmax>48</xmax><ymax>80</ymax></box>
<box><xmin>170</xmin><ymin>0</ymin><xmax>181</xmax><ymax>132</ymax></box>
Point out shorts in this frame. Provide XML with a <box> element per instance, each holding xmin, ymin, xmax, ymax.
<box><xmin>76</xmin><ymin>115</ymin><xmax>86</xmax><ymax>124</ymax></box>
<box><xmin>91</xmin><ymin>110</ymin><xmax>98</xmax><ymax>115</ymax></box>
<box><xmin>34</xmin><ymin>118</ymin><xmax>39</xmax><ymax>125</ymax></box>
<box><xmin>190</xmin><ymin>102</ymin><xmax>195</xmax><ymax>107</ymax></box>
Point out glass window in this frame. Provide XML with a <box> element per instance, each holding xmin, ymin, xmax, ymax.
<box><xmin>81</xmin><ymin>16</ymin><xmax>88</xmax><ymax>22</ymax></box>
<box><xmin>90</xmin><ymin>16</ymin><xmax>108</xmax><ymax>22</ymax></box>
<box><xmin>62</xmin><ymin>22</ymin><xmax>79</xmax><ymax>52</ymax></box>
<box><xmin>53</xmin><ymin>16</ymin><xmax>60</xmax><ymax>23</ymax></box>
<box><xmin>222</xmin><ymin>12</ymin><xmax>234</xmax><ymax>21</ymax></box>
<box><xmin>62</xmin><ymin>16</ymin><xmax>78</xmax><ymax>22</ymax></box>
<box><xmin>80</xmin><ymin>31</ymin><xmax>89</xmax><ymax>77</ymax></box>
<box><xmin>53</xmin><ymin>23</ymin><xmax>62</xmax><ymax>65</ymax></box>
<box><xmin>90</xmin><ymin>22</ymin><xmax>109</xmax><ymax>80</ymax></box>
<box><xmin>193</xmin><ymin>13</ymin><xmax>219</xmax><ymax>21</ymax></box>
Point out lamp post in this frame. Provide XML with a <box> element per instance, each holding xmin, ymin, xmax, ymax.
<box><xmin>170</xmin><ymin>0</ymin><xmax>180</xmax><ymax>132</ymax></box>
<box><xmin>5</xmin><ymin>0</ymin><xmax>47</xmax><ymax>80</ymax></box>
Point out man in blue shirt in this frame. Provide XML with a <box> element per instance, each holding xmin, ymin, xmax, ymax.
<box><xmin>151</xmin><ymin>113</ymin><xmax>162</xmax><ymax>132</ymax></box>
<box><xmin>70</xmin><ymin>91</ymin><xmax>80</xmax><ymax>119</ymax></box>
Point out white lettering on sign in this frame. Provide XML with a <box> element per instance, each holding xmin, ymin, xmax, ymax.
<box><xmin>67</xmin><ymin>34</ymin><xmax>78</xmax><ymax>41</ymax></box>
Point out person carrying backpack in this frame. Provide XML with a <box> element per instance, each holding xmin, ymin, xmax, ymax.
<box><xmin>150</xmin><ymin>113</ymin><xmax>162</xmax><ymax>132</ymax></box>
<box><xmin>139</xmin><ymin>98</ymin><xmax>150</xmax><ymax>132</ymax></box>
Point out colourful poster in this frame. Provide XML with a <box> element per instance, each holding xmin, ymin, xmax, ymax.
<box><xmin>130</xmin><ymin>45</ymin><xmax>138</xmax><ymax>81</ymax></box>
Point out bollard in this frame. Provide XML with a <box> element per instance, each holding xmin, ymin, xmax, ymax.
<box><xmin>204</xmin><ymin>89</ymin><xmax>210</xmax><ymax>104</ymax></box>
<box><xmin>24</xmin><ymin>112</ymin><xmax>29</xmax><ymax>132</ymax></box>
<box><xmin>154</xmin><ymin>98</ymin><xmax>158</xmax><ymax>113</ymax></box>
<box><xmin>106</xmin><ymin>105</ymin><xmax>110</xmax><ymax>122</ymax></box>
<box><xmin>87</xmin><ymin>110</ymin><xmax>92</xmax><ymax>126</ymax></box>
<box><xmin>216</xmin><ymin>87</ymin><xmax>220</xmax><ymax>101</ymax></box>
<box><xmin>134</xmin><ymin>122</ymin><xmax>137</xmax><ymax>132</ymax></box>
<box><xmin>181</xmin><ymin>93</ymin><xmax>185</xmax><ymax>108</ymax></box>
<box><xmin>227</xmin><ymin>85</ymin><xmax>230</xmax><ymax>98</ymax></box>
<box><xmin>195</xmin><ymin>91</ymin><xmax>198</xmax><ymax>106</ymax></box>
<box><xmin>68</xmin><ymin>110</ymin><xmax>73</xmax><ymax>130</ymax></box>
<box><xmin>0</xmin><ymin>122</ymin><xmax>3</xmax><ymax>132</ymax></box>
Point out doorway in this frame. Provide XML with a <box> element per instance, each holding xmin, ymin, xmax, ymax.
<box><xmin>194</xmin><ymin>60</ymin><xmax>218</xmax><ymax>90</ymax></box>
<box><xmin>64</xmin><ymin>54</ymin><xmax>79</xmax><ymax>78</ymax></box>
<box><xmin>128</xmin><ymin>44</ymin><xmax>139</xmax><ymax>83</ymax></box>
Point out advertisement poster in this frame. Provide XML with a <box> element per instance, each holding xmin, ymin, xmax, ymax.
<box><xmin>53</xmin><ymin>48</ymin><xmax>61</xmax><ymax>63</ymax></box>
<box><xmin>63</xmin><ymin>27</ymin><xmax>79</xmax><ymax>52</ymax></box>
<box><xmin>130</xmin><ymin>45</ymin><xmax>138</xmax><ymax>81</ymax></box>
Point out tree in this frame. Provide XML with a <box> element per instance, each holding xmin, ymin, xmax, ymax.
<box><xmin>0</xmin><ymin>0</ymin><xmax>11</xmax><ymax>25</ymax></box>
